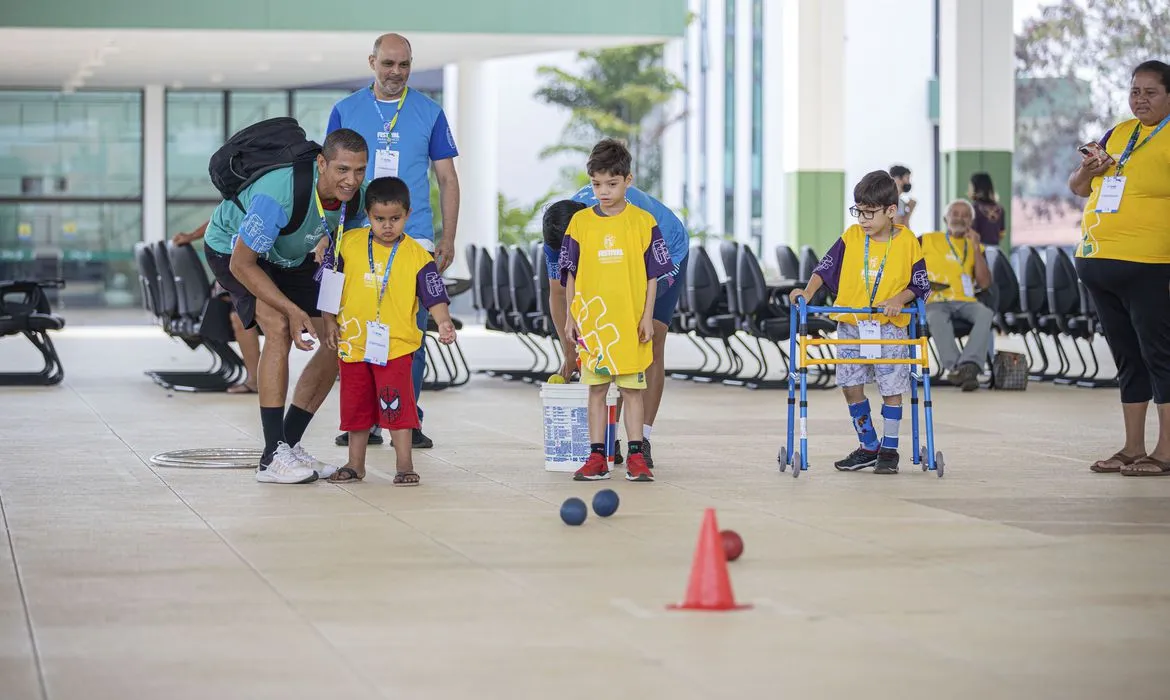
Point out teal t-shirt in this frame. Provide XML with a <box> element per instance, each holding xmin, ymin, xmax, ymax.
<box><xmin>203</xmin><ymin>167</ymin><xmax>369</xmax><ymax>268</ymax></box>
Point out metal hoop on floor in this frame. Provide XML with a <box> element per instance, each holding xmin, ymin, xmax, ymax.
<box><xmin>149</xmin><ymin>448</ymin><xmax>261</xmax><ymax>469</ymax></box>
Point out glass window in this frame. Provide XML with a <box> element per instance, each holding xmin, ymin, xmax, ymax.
<box><xmin>166</xmin><ymin>91</ymin><xmax>224</xmax><ymax>201</ymax></box>
<box><xmin>229</xmin><ymin>91</ymin><xmax>289</xmax><ymax>134</ymax></box>
<box><xmin>0</xmin><ymin>90</ymin><xmax>142</xmax><ymax>198</ymax></box>
<box><xmin>293</xmin><ymin>90</ymin><xmax>353</xmax><ymax>142</ymax></box>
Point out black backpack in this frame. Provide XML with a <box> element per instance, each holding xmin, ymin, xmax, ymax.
<box><xmin>208</xmin><ymin>117</ymin><xmax>341</xmax><ymax>237</ymax></box>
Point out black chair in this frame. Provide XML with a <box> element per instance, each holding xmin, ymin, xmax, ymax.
<box><xmin>775</xmin><ymin>245</ymin><xmax>801</xmax><ymax>281</ymax></box>
<box><xmin>1014</xmin><ymin>245</ymin><xmax>1058</xmax><ymax>381</ymax></box>
<box><xmin>0</xmin><ymin>278</ymin><xmax>67</xmax><ymax>386</ymax></box>
<box><xmin>505</xmin><ymin>245</ymin><xmax>556</xmax><ymax>382</ymax></box>
<box><xmin>1041</xmin><ymin>246</ymin><xmax>1087</xmax><ymax>385</ymax></box>
<box><xmin>677</xmin><ymin>246</ymin><xmax>744</xmax><ymax>383</ymax></box>
<box><xmin>734</xmin><ymin>244</ymin><xmax>798</xmax><ymax>389</ymax></box>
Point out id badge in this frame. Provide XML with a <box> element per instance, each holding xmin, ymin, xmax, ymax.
<box><xmin>364</xmin><ymin>321</ymin><xmax>390</xmax><ymax>366</ymax></box>
<box><xmin>1095</xmin><ymin>176</ymin><xmax>1126</xmax><ymax>213</ymax></box>
<box><xmin>858</xmin><ymin>320</ymin><xmax>881</xmax><ymax>360</ymax></box>
<box><xmin>316</xmin><ymin>268</ymin><xmax>344</xmax><ymax>314</ymax></box>
<box><xmin>374</xmin><ymin>149</ymin><xmax>400</xmax><ymax>178</ymax></box>
<box><xmin>961</xmin><ymin>274</ymin><xmax>975</xmax><ymax>298</ymax></box>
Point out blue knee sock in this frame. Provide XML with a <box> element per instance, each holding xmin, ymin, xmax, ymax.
<box><xmin>880</xmin><ymin>404</ymin><xmax>902</xmax><ymax>450</ymax></box>
<box><xmin>848</xmin><ymin>400</ymin><xmax>880</xmax><ymax>451</ymax></box>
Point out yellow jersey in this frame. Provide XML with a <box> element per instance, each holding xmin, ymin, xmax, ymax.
<box><xmin>1079</xmin><ymin>117</ymin><xmax>1170</xmax><ymax>264</ymax></box>
<box><xmin>813</xmin><ymin>224</ymin><xmax>931</xmax><ymax>327</ymax></box>
<box><xmin>919</xmin><ymin>231</ymin><xmax>982</xmax><ymax>303</ymax></box>
<box><xmin>560</xmin><ymin>204</ymin><xmax>674</xmax><ymax>376</ymax></box>
<box><xmin>334</xmin><ymin>229</ymin><xmax>448</xmax><ymax>363</ymax></box>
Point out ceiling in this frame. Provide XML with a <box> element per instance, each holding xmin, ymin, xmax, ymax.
<box><xmin>0</xmin><ymin>28</ymin><xmax>662</xmax><ymax>91</ymax></box>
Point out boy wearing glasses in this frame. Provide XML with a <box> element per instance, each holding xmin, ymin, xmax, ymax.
<box><xmin>789</xmin><ymin>171</ymin><xmax>932</xmax><ymax>474</ymax></box>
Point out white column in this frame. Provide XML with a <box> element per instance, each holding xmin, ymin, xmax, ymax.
<box><xmin>760</xmin><ymin>0</ymin><xmax>786</xmax><ymax>252</ymax></box>
<box><xmin>703</xmin><ymin>0</ymin><xmax>725</xmax><ymax>237</ymax></box>
<box><xmin>659</xmin><ymin>37</ymin><xmax>686</xmax><ymax>212</ymax></box>
<box><xmin>449</xmin><ymin>60</ymin><xmax>498</xmax><ymax>280</ymax></box>
<box><xmin>733</xmin><ymin>0</ymin><xmax>753</xmax><ymax>246</ymax></box>
<box><xmin>684</xmin><ymin>0</ymin><xmax>704</xmax><ymax>230</ymax></box>
<box><xmin>141</xmin><ymin>84</ymin><xmax>166</xmax><ymax>242</ymax></box>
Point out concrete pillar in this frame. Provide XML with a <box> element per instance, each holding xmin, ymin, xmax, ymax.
<box><xmin>660</xmin><ymin>37</ymin><xmax>686</xmax><ymax>213</ymax></box>
<box><xmin>939</xmin><ymin>0</ymin><xmax>1014</xmax><ymax>244</ymax></box>
<box><xmin>704</xmin><ymin>0</ymin><xmax>726</xmax><ymax>237</ymax></box>
<box><xmin>142</xmin><ymin>84</ymin><xmax>166</xmax><ymax>242</ymax></box>
<box><xmin>733</xmin><ymin>0</ymin><xmax>754</xmax><ymax>247</ymax></box>
<box><xmin>447</xmin><ymin>60</ymin><xmax>499</xmax><ymax>280</ymax></box>
<box><xmin>760</xmin><ymin>0</ymin><xmax>786</xmax><ymax>255</ymax></box>
<box><xmin>782</xmin><ymin>0</ymin><xmax>845</xmax><ymax>255</ymax></box>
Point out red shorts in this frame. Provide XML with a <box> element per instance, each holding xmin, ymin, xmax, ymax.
<box><xmin>338</xmin><ymin>355</ymin><xmax>420</xmax><ymax>432</ymax></box>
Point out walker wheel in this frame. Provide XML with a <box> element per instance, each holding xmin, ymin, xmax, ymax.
<box><xmin>792</xmin><ymin>452</ymin><xmax>801</xmax><ymax>478</ymax></box>
<box><xmin>778</xmin><ymin>447</ymin><xmax>788</xmax><ymax>472</ymax></box>
<box><xmin>935</xmin><ymin>450</ymin><xmax>945</xmax><ymax>478</ymax></box>
<box><xmin>920</xmin><ymin>446</ymin><xmax>928</xmax><ymax>471</ymax></box>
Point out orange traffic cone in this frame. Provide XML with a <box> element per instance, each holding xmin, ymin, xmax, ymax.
<box><xmin>667</xmin><ymin>508</ymin><xmax>752</xmax><ymax>611</ymax></box>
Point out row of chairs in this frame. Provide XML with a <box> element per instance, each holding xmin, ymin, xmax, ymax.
<box><xmin>0</xmin><ymin>278</ymin><xmax>67</xmax><ymax>386</ymax></box>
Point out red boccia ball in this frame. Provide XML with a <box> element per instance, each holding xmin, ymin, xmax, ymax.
<box><xmin>720</xmin><ymin>529</ymin><xmax>744</xmax><ymax>562</ymax></box>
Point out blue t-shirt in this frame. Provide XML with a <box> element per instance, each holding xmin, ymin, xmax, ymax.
<box><xmin>326</xmin><ymin>87</ymin><xmax>458</xmax><ymax>247</ymax></box>
<box><xmin>571</xmin><ymin>185</ymin><xmax>689</xmax><ymax>272</ymax></box>
<box><xmin>203</xmin><ymin>167</ymin><xmax>369</xmax><ymax>268</ymax></box>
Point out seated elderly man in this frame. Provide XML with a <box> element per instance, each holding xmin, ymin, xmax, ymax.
<box><xmin>920</xmin><ymin>199</ymin><xmax>994</xmax><ymax>391</ymax></box>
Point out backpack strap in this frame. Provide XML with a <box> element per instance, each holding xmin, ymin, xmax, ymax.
<box><xmin>281</xmin><ymin>159</ymin><xmax>315</xmax><ymax>236</ymax></box>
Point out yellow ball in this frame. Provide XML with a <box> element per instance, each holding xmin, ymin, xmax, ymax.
<box><xmin>547</xmin><ymin>374</ymin><xmax>567</xmax><ymax>384</ymax></box>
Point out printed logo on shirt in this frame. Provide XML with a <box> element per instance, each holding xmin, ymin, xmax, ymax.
<box><xmin>376</xmin><ymin>131</ymin><xmax>400</xmax><ymax>146</ymax></box>
<box><xmin>651</xmin><ymin>238</ymin><xmax>671</xmax><ymax>267</ymax></box>
<box><xmin>424</xmin><ymin>271</ymin><xmax>444</xmax><ymax>299</ymax></box>
<box><xmin>598</xmin><ymin>233</ymin><xmax>624</xmax><ymax>263</ymax></box>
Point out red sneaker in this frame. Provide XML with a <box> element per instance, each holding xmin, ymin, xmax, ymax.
<box><xmin>625</xmin><ymin>452</ymin><xmax>654</xmax><ymax>482</ymax></box>
<box><xmin>573</xmin><ymin>453</ymin><xmax>610</xmax><ymax>481</ymax></box>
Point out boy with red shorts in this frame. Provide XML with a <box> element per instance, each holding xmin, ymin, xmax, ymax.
<box><xmin>323</xmin><ymin>176</ymin><xmax>456</xmax><ymax>485</ymax></box>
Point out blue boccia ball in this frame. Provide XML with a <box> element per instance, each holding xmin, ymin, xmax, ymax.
<box><xmin>592</xmin><ymin>489</ymin><xmax>620</xmax><ymax>517</ymax></box>
<box><xmin>560</xmin><ymin>497</ymin><xmax>588</xmax><ymax>526</ymax></box>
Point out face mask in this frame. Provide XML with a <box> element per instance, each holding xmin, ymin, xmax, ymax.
<box><xmin>901</xmin><ymin>182</ymin><xmax>912</xmax><ymax>193</ymax></box>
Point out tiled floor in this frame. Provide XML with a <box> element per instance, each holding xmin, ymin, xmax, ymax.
<box><xmin>1</xmin><ymin>318</ymin><xmax>1168</xmax><ymax>699</ymax></box>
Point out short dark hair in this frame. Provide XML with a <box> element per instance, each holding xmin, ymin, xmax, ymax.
<box><xmin>854</xmin><ymin>170</ymin><xmax>900</xmax><ymax>208</ymax></box>
<box><xmin>889</xmin><ymin>164</ymin><xmax>911</xmax><ymax>179</ymax></box>
<box><xmin>322</xmin><ymin>128</ymin><xmax>368</xmax><ymax>160</ymax></box>
<box><xmin>586</xmin><ymin>138</ymin><xmax>632</xmax><ymax>178</ymax></box>
<box><xmin>1133</xmin><ymin>60</ymin><xmax>1170</xmax><ymax>91</ymax></box>
<box><xmin>365</xmin><ymin>176</ymin><xmax>411</xmax><ymax>212</ymax></box>
<box><xmin>969</xmin><ymin>172</ymin><xmax>996</xmax><ymax>202</ymax></box>
<box><xmin>542</xmin><ymin>199</ymin><xmax>588</xmax><ymax>249</ymax></box>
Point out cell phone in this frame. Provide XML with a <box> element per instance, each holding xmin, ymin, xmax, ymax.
<box><xmin>1078</xmin><ymin>142</ymin><xmax>1101</xmax><ymax>157</ymax></box>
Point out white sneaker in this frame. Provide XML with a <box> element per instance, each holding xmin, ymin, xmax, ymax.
<box><xmin>256</xmin><ymin>443</ymin><xmax>319</xmax><ymax>484</ymax></box>
<box><xmin>291</xmin><ymin>443</ymin><xmax>339</xmax><ymax>479</ymax></box>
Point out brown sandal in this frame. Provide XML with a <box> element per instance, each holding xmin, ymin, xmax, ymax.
<box><xmin>1090</xmin><ymin>451</ymin><xmax>1146</xmax><ymax>473</ymax></box>
<box><xmin>328</xmin><ymin>467</ymin><xmax>364</xmax><ymax>483</ymax></box>
<box><xmin>1120</xmin><ymin>456</ymin><xmax>1170</xmax><ymax>477</ymax></box>
<box><xmin>393</xmin><ymin>470</ymin><xmax>420</xmax><ymax>487</ymax></box>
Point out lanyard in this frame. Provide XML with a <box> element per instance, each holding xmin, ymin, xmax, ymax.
<box><xmin>370</xmin><ymin>86</ymin><xmax>409</xmax><ymax>145</ymax></box>
<box><xmin>944</xmin><ymin>234</ymin><xmax>968</xmax><ymax>267</ymax></box>
<box><xmin>1116</xmin><ymin>115</ymin><xmax>1170</xmax><ymax>175</ymax></box>
<box><xmin>368</xmin><ymin>234</ymin><xmax>402</xmax><ymax>324</ymax></box>
<box><xmin>863</xmin><ymin>233</ymin><xmax>892</xmax><ymax>309</ymax></box>
<box><xmin>314</xmin><ymin>189</ymin><xmax>347</xmax><ymax>270</ymax></box>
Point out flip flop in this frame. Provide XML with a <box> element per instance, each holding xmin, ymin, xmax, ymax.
<box><xmin>226</xmin><ymin>384</ymin><xmax>258</xmax><ymax>394</ymax></box>
<box><xmin>1090</xmin><ymin>451</ymin><xmax>1146</xmax><ymax>473</ymax></box>
<box><xmin>1120</xmin><ymin>456</ymin><xmax>1170</xmax><ymax>477</ymax></box>
<box><xmin>327</xmin><ymin>467</ymin><xmax>364</xmax><ymax>483</ymax></box>
<box><xmin>393</xmin><ymin>470</ymin><xmax>420</xmax><ymax>487</ymax></box>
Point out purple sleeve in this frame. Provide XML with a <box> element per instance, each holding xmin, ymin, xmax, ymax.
<box><xmin>415</xmin><ymin>261</ymin><xmax>450</xmax><ymax>309</ymax></box>
<box><xmin>644</xmin><ymin>226</ymin><xmax>673</xmax><ymax>280</ymax></box>
<box><xmin>558</xmin><ymin>235</ymin><xmax>581</xmax><ymax>287</ymax></box>
<box><xmin>428</xmin><ymin>110</ymin><xmax>459</xmax><ymax>161</ymax></box>
<box><xmin>908</xmin><ymin>258</ymin><xmax>931</xmax><ymax>301</ymax></box>
<box><xmin>812</xmin><ymin>237</ymin><xmax>846</xmax><ymax>295</ymax></box>
<box><xmin>1098</xmin><ymin>127</ymin><xmax>1115</xmax><ymax>147</ymax></box>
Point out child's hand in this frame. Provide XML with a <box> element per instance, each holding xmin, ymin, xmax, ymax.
<box><xmin>789</xmin><ymin>289</ymin><xmax>808</xmax><ymax>305</ymax></box>
<box><xmin>437</xmin><ymin>319</ymin><xmax>457</xmax><ymax>345</ymax></box>
<box><xmin>323</xmin><ymin>316</ymin><xmax>339</xmax><ymax>351</ymax></box>
<box><xmin>638</xmin><ymin>314</ymin><xmax>654</xmax><ymax>343</ymax></box>
<box><xmin>879</xmin><ymin>298</ymin><xmax>905</xmax><ymax>319</ymax></box>
<box><xmin>312</xmin><ymin>236</ymin><xmax>330</xmax><ymax>264</ymax></box>
<box><xmin>564</xmin><ymin>317</ymin><xmax>581</xmax><ymax>344</ymax></box>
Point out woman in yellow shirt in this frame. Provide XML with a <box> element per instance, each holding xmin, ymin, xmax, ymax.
<box><xmin>1070</xmin><ymin>60</ymin><xmax>1170</xmax><ymax>476</ymax></box>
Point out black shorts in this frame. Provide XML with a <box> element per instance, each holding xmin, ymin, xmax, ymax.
<box><xmin>204</xmin><ymin>248</ymin><xmax>321</xmax><ymax>330</ymax></box>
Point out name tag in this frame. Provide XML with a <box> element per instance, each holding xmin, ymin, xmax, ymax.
<box><xmin>961</xmin><ymin>274</ymin><xmax>975</xmax><ymax>298</ymax></box>
<box><xmin>375</xmin><ymin>149</ymin><xmax>400</xmax><ymax>178</ymax></box>
<box><xmin>364</xmin><ymin>321</ymin><xmax>390</xmax><ymax>366</ymax></box>
<box><xmin>1095</xmin><ymin>176</ymin><xmax>1126</xmax><ymax>213</ymax></box>
<box><xmin>858</xmin><ymin>320</ymin><xmax>881</xmax><ymax>360</ymax></box>
<box><xmin>316</xmin><ymin>268</ymin><xmax>344</xmax><ymax>314</ymax></box>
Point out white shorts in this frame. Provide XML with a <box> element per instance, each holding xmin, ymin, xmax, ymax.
<box><xmin>835</xmin><ymin>322</ymin><xmax>912</xmax><ymax>396</ymax></box>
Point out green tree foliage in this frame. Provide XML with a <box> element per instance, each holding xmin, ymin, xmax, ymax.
<box><xmin>534</xmin><ymin>44</ymin><xmax>684</xmax><ymax>194</ymax></box>
<box><xmin>497</xmin><ymin>191</ymin><xmax>558</xmax><ymax>246</ymax></box>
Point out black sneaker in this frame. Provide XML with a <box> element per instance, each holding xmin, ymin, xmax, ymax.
<box><xmin>412</xmin><ymin>429</ymin><xmax>433</xmax><ymax>449</ymax></box>
<box><xmin>958</xmin><ymin>363</ymin><xmax>980</xmax><ymax>392</ymax></box>
<box><xmin>613</xmin><ymin>439</ymin><xmax>624</xmax><ymax>466</ymax></box>
<box><xmin>874</xmin><ymin>449</ymin><xmax>900</xmax><ymax>474</ymax></box>
<box><xmin>642</xmin><ymin>438</ymin><xmax>654</xmax><ymax>469</ymax></box>
<box><xmin>335</xmin><ymin>430</ymin><xmax>384</xmax><ymax>447</ymax></box>
<box><xmin>834</xmin><ymin>447</ymin><xmax>879</xmax><ymax>471</ymax></box>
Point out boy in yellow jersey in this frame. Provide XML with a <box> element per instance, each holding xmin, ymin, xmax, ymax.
<box><xmin>559</xmin><ymin>139</ymin><xmax>674</xmax><ymax>482</ymax></box>
<box><xmin>322</xmin><ymin>177</ymin><xmax>456</xmax><ymax>485</ymax></box>
<box><xmin>920</xmin><ymin>199</ymin><xmax>994</xmax><ymax>391</ymax></box>
<box><xmin>790</xmin><ymin>171</ymin><xmax>932</xmax><ymax>474</ymax></box>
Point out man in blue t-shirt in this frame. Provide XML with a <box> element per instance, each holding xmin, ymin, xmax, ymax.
<box><xmin>541</xmin><ymin>179</ymin><xmax>691</xmax><ymax>469</ymax></box>
<box><xmin>325</xmin><ymin>32</ymin><xmax>461</xmax><ymax>450</ymax></box>
<box><xmin>202</xmin><ymin>128</ymin><xmax>371</xmax><ymax>485</ymax></box>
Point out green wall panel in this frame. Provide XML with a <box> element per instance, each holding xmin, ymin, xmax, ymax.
<box><xmin>941</xmin><ymin>149</ymin><xmax>1013</xmax><ymax>248</ymax></box>
<box><xmin>786</xmin><ymin>171</ymin><xmax>846</xmax><ymax>255</ymax></box>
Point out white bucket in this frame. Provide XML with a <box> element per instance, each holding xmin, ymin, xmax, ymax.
<box><xmin>540</xmin><ymin>382</ymin><xmax>618</xmax><ymax>472</ymax></box>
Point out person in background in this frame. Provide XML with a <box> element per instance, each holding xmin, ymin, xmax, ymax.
<box><xmin>889</xmin><ymin>164</ymin><xmax>916</xmax><ymax>230</ymax></box>
<box><xmin>968</xmin><ymin>172</ymin><xmax>1006</xmax><ymax>246</ymax></box>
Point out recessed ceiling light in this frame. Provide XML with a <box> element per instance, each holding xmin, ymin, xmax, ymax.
<box><xmin>210</xmin><ymin>73</ymin><xmax>224</xmax><ymax>84</ymax></box>
<box><xmin>172</xmin><ymin>81</ymin><xmax>184</xmax><ymax>90</ymax></box>
<box><xmin>256</xmin><ymin>62</ymin><xmax>271</xmax><ymax>72</ymax></box>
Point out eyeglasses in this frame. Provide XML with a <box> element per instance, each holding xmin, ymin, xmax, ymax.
<box><xmin>849</xmin><ymin>206</ymin><xmax>884</xmax><ymax>221</ymax></box>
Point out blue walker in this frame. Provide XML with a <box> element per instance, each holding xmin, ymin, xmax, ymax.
<box><xmin>779</xmin><ymin>298</ymin><xmax>945</xmax><ymax>478</ymax></box>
